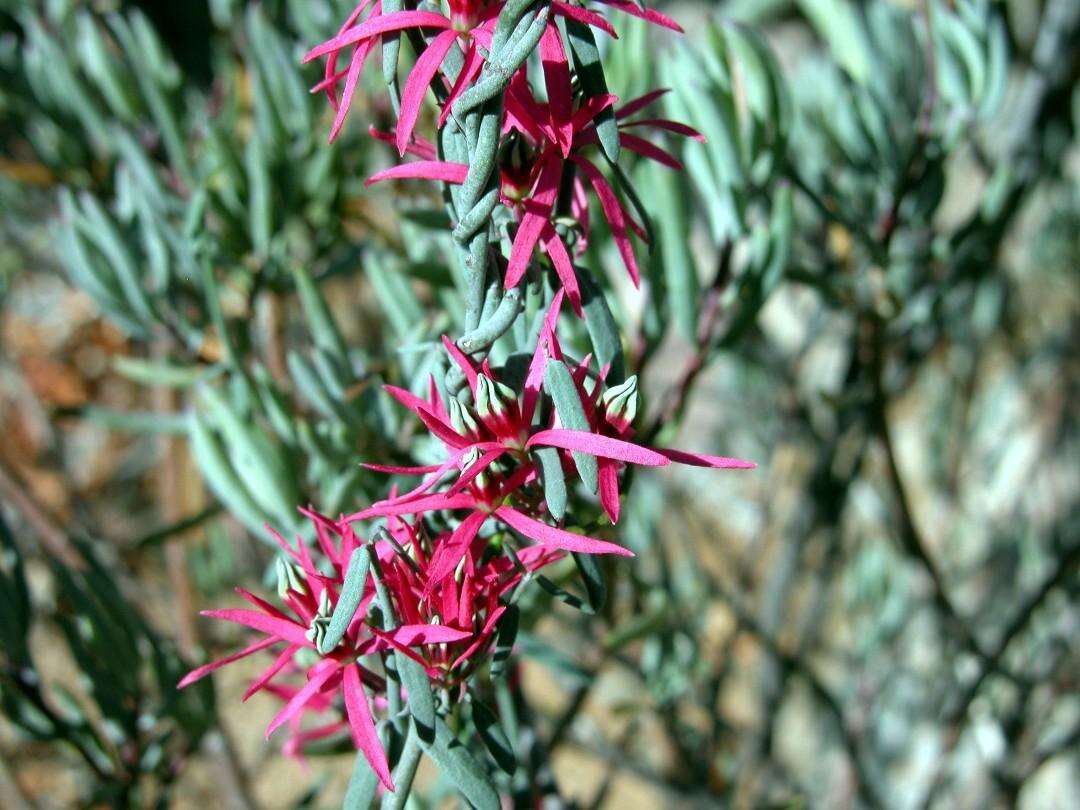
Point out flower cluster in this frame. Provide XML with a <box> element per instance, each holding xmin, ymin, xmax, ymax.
<box><xmin>179</xmin><ymin>508</ymin><xmax>559</xmax><ymax>786</ymax></box>
<box><xmin>184</xmin><ymin>0</ymin><xmax>755</xmax><ymax>796</ymax></box>
<box><xmin>183</xmin><ymin>295</ymin><xmax>751</xmax><ymax>783</ymax></box>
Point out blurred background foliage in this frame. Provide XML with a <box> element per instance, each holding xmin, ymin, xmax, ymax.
<box><xmin>0</xmin><ymin>0</ymin><xmax>1076</xmax><ymax>807</ymax></box>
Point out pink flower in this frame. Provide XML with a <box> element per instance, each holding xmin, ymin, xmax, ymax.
<box><xmin>304</xmin><ymin>0</ymin><xmax>680</xmax><ymax>146</ymax></box>
<box><xmin>179</xmin><ymin>512</ymin><xmax>471</xmax><ymax>790</ymax></box>
<box><xmin>353</xmin><ymin>293</ymin><xmax>753</xmax><ymax>565</ymax></box>
<box><xmin>367</xmin><ymin>82</ymin><xmax>701</xmax><ymax>312</ymax></box>
<box><xmin>501</xmin><ymin>81</ymin><xmax>703</xmax><ymax>294</ymax></box>
<box><xmin>365</xmin><ymin>514</ymin><xmax>562</xmax><ymax>685</ymax></box>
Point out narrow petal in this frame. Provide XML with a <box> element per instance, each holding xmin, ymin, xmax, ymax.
<box><xmin>320</xmin><ymin>0</ymin><xmax>376</xmax><ymax>109</ymax></box>
<box><xmin>381</xmin><ymin>386</ymin><xmax>469</xmax><ymax>449</ymax></box>
<box><xmin>396</xmin><ymin>29</ymin><xmax>461</xmax><ymax>155</ymax></box>
<box><xmin>505</xmin><ymin>71</ymin><xmax>557</xmax><ymax>144</ymax></box>
<box><xmin>178</xmin><ymin>637</ymin><xmax>278</xmax><ymax>688</ymax></box>
<box><xmin>343</xmin><ymin>664</ymin><xmax>394</xmax><ymax>790</ymax></box>
<box><xmin>542</xmin><ymin>225</ymin><xmax>583</xmax><ymax>316</ymax></box>
<box><xmin>494</xmin><ymin>506</ymin><xmax>633</xmax><ymax>556</ymax></box>
<box><xmin>377</xmin><ymin>444</ymin><xmax>490</xmax><ymax>503</ymax></box>
<box><xmin>621</xmin><ymin>118</ymin><xmax>705</xmax><ymax>141</ymax></box>
<box><xmin>656</xmin><ymin>448</ymin><xmax>757</xmax><ymax>469</ymax></box>
<box><xmin>346</xmin><ymin>491</ymin><xmax>476</xmax><ymax>521</ymax></box>
<box><xmin>386</xmin><ymin>623</ymin><xmax>473</xmax><ymax>645</ymax></box>
<box><xmin>362</xmin><ymin>461</ymin><xmax>445</xmax><ymax>475</ymax></box>
<box><xmin>201</xmin><ymin>609</ymin><xmax>312</xmax><ymax>648</ymax></box>
<box><xmin>551</xmin><ymin>1</ymin><xmax>618</xmax><ymax>38</ymax></box>
<box><xmin>526</xmin><ymin>429</ymin><xmax>671</xmax><ymax>466</ymax></box>
<box><xmin>446</xmin><ymin>448</ymin><xmax>505</xmax><ymax>496</ymax></box>
<box><xmin>506</xmin><ymin>154</ymin><xmax>562</xmax><ymax>288</ymax></box>
<box><xmin>619</xmin><ymin>133</ymin><xmax>683</xmax><ymax>170</ymax></box>
<box><xmin>383</xmin><ymin>383</ymin><xmax>438</xmax><ymax>418</ymax></box>
<box><xmin>369</xmin><ymin>125</ymin><xmax>438</xmax><ymax>159</ymax></box>
<box><xmin>236</xmin><ymin>587</ymin><xmax>295</xmax><ymax>623</ymax></box>
<box><xmin>450</xmin><ymin>604</ymin><xmax>506</xmax><ymax>670</ymax></box>
<box><xmin>572</xmin><ymin>156</ymin><xmax>640</xmax><ymax>286</ymax></box>
<box><xmin>309</xmin><ymin>65</ymin><xmax>348</xmax><ymax>95</ymax></box>
<box><xmin>439</xmin><ymin>41</ymin><xmax>485</xmax><ymax>127</ymax></box>
<box><xmin>616</xmin><ymin>88</ymin><xmax>670</xmax><ymax>120</ymax></box>
<box><xmin>365</xmin><ymin>160</ymin><xmax>469</xmax><ymax>186</ymax></box>
<box><xmin>414</xmin><ymin>406</ymin><xmax>471</xmax><ymax>450</ymax></box>
<box><xmin>265</xmin><ymin>661</ymin><xmax>340</xmax><ymax>739</ymax></box>
<box><xmin>539</xmin><ymin>25</ymin><xmax>574</xmax><ymax>156</ymax></box>
<box><xmin>522</xmin><ymin>290</ymin><xmax>565</xmax><ymax>424</ymax></box>
<box><xmin>598</xmin><ymin>459</ymin><xmax>621</xmax><ymax>523</ymax></box>
<box><xmin>441</xmin><ymin>335</ymin><xmax>478</xmax><ymax>394</ymax></box>
<box><xmin>571</xmin><ymin>93</ymin><xmax>620</xmax><ymax>131</ymax></box>
<box><xmin>593</xmin><ymin>0</ymin><xmax>683</xmax><ymax>33</ymax></box>
<box><xmin>424</xmin><ymin>510</ymin><xmax>487</xmax><ymax>591</ymax></box>
<box><xmin>243</xmin><ymin>644</ymin><xmax>302</xmax><ymax>701</ymax></box>
<box><xmin>328</xmin><ymin>37</ymin><xmax>377</xmax><ymax>143</ymax></box>
<box><xmin>302</xmin><ymin>11</ymin><xmax>453</xmax><ymax>63</ymax></box>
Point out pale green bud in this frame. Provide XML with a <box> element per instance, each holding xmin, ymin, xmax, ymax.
<box><xmin>601</xmin><ymin>375</ymin><xmax>639</xmax><ymax>432</ymax></box>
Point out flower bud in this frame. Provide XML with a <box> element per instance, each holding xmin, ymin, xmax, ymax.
<box><xmin>460</xmin><ymin>446</ymin><xmax>482</xmax><ymax>473</ymax></box>
<box><xmin>499</xmin><ymin>136</ymin><xmax>536</xmax><ymax>203</ymax></box>
<box><xmin>601</xmin><ymin>375</ymin><xmax>639</xmax><ymax>434</ymax></box>
<box><xmin>305</xmin><ymin>589</ymin><xmax>334</xmax><ymax>651</ymax></box>
<box><xmin>275</xmin><ymin>557</ymin><xmax>307</xmax><ymax>599</ymax></box>
<box><xmin>448</xmin><ymin>397</ymin><xmax>481</xmax><ymax>437</ymax></box>
<box><xmin>475</xmin><ymin>374</ymin><xmax>515</xmax><ymax>420</ymax></box>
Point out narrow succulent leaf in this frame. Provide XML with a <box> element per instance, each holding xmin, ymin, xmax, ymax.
<box><xmin>796</xmin><ymin>0</ymin><xmax>872</xmax><ymax>82</ymax></box>
<box><xmin>112</xmin><ymin>357</ymin><xmax>213</xmax><ymax>389</ymax></box>
<box><xmin>578</xmin><ymin>267</ymin><xmax>625</xmax><ymax>384</ymax></box>
<box><xmin>422</xmin><ymin>717</ymin><xmax>501</xmax><ymax>810</ymax></box>
<box><xmin>572</xmin><ymin>552</ymin><xmax>607</xmax><ymax>612</ymax></box>
<box><xmin>79</xmin><ymin>406</ymin><xmax>187</xmax><ymax>435</ymax></box>
<box><xmin>536</xmin><ymin>445</ymin><xmax>568</xmax><ymax>520</ymax></box>
<box><xmin>650</xmin><ymin>161</ymin><xmax>697</xmax><ymax>341</ymax></box>
<box><xmin>370</xmin><ymin>553</ymin><xmax>437</xmax><ymax>741</ymax></box>
<box><xmin>543</xmin><ymin>359</ymin><xmax>599</xmax><ymax>491</ymax></box>
<box><xmin>187</xmin><ymin>411</ymin><xmax>274</xmax><ymax>537</ymax></box>
<box><xmin>344</xmin><ymin>748</ymin><xmax>381</xmax><ymax>810</ymax></box>
<box><xmin>291</xmin><ymin>265</ymin><xmax>351</xmax><ymax>365</ymax></box>
<box><xmin>472</xmin><ymin>698</ymin><xmax>516</xmax><ymax>774</ymax></box>
<box><xmin>197</xmin><ymin>385</ymin><xmax>298</xmax><ymax>529</ymax></box>
<box><xmin>320</xmin><ymin>547</ymin><xmax>372</xmax><ymax>654</ymax></box>
<box><xmin>491</xmin><ymin>605</ymin><xmax>518</xmax><ymax>679</ymax></box>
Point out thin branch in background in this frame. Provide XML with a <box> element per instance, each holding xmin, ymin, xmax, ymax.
<box><xmin>869</xmin><ymin>322</ymin><xmax>989</xmax><ymax>665</ymax></box>
<box><xmin>0</xmin><ymin>454</ymin><xmax>83</xmax><ymax>569</ymax></box>
<box><xmin>921</xmin><ymin>537</ymin><xmax>1080</xmax><ymax>808</ymax></box>
<box><xmin>642</xmin><ymin>242</ymin><xmax>733</xmax><ymax>446</ymax></box>
<box><xmin>709</xmin><ymin>576</ymin><xmax>886</xmax><ymax>810</ymax></box>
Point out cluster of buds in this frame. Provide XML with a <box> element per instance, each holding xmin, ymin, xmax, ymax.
<box><xmin>185</xmin><ymin>0</ymin><xmax>755</xmax><ymax>795</ymax></box>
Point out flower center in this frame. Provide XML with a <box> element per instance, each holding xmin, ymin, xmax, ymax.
<box><xmin>449</xmin><ymin>0</ymin><xmax>482</xmax><ymax>31</ymax></box>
